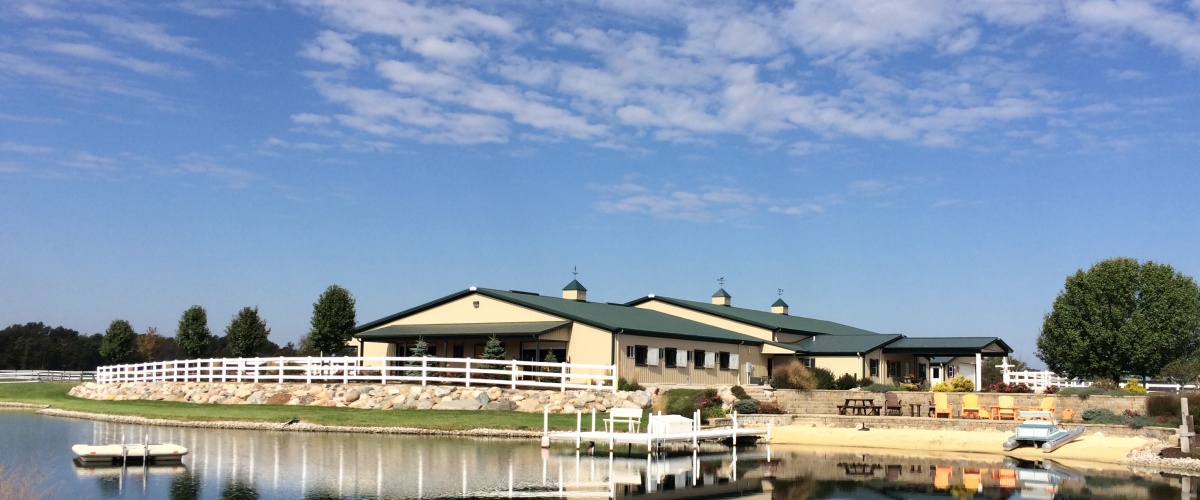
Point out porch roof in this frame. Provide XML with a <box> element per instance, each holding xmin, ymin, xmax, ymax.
<box><xmin>356</xmin><ymin>321</ymin><xmax>570</xmax><ymax>341</ymax></box>
<box><xmin>783</xmin><ymin>334</ymin><xmax>903</xmax><ymax>355</ymax></box>
<box><xmin>882</xmin><ymin>337</ymin><xmax>1012</xmax><ymax>355</ymax></box>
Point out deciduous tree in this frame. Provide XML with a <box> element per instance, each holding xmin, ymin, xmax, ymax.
<box><xmin>308</xmin><ymin>285</ymin><xmax>356</xmax><ymax>356</ymax></box>
<box><xmin>100</xmin><ymin>319</ymin><xmax>137</xmax><ymax>364</ymax></box>
<box><xmin>225</xmin><ymin>307</ymin><xmax>271</xmax><ymax>358</ymax></box>
<box><xmin>176</xmin><ymin>306</ymin><xmax>212</xmax><ymax>359</ymax></box>
<box><xmin>1036</xmin><ymin>258</ymin><xmax>1200</xmax><ymax>383</ymax></box>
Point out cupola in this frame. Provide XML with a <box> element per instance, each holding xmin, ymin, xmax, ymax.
<box><xmin>562</xmin><ymin>279</ymin><xmax>587</xmax><ymax>301</ymax></box>
<box><xmin>711</xmin><ymin>288</ymin><xmax>731</xmax><ymax>306</ymax></box>
<box><xmin>771</xmin><ymin>298</ymin><xmax>789</xmax><ymax>315</ymax></box>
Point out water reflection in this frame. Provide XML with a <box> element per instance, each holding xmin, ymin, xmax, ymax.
<box><xmin>0</xmin><ymin>411</ymin><xmax>1195</xmax><ymax>499</ymax></box>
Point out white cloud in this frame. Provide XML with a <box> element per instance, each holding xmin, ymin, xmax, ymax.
<box><xmin>300</xmin><ymin>30</ymin><xmax>362</xmax><ymax>66</ymax></box>
<box><xmin>0</xmin><ymin>142</ymin><xmax>53</xmax><ymax>153</ymax></box>
<box><xmin>1067</xmin><ymin>0</ymin><xmax>1200</xmax><ymax>62</ymax></box>
<box><xmin>39</xmin><ymin>41</ymin><xmax>181</xmax><ymax>77</ymax></box>
<box><xmin>290</xmin><ymin>113</ymin><xmax>332</xmax><ymax>124</ymax></box>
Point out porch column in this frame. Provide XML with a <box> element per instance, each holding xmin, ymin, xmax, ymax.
<box><xmin>975</xmin><ymin>352</ymin><xmax>982</xmax><ymax>391</ymax></box>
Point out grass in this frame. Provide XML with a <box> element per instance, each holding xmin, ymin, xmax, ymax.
<box><xmin>0</xmin><ymin>383</ymin><xmax>614</xmax><ymax>431</ymax></box>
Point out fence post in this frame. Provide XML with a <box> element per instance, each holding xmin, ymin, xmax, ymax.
<box><xmin>560</xmin><ymin>361</ymin><xmax>567</xmax><ymax>392</ymax></box>
<box><xmin>421</xmin><ymin>358</ymin><xmax>428</xmax><ymax>387</ymax></box>
<box><xmin>511</xmin><ymin>362</ymin><xmax>518</xmax><ymax>390</ymax></box>
<box><xmin>464</xmin><ymin>359</ymin><xmax>472</xmax><ymax>388</ymax></box>
<box><xmin>1183</xmin><ymin>398</ymin><xmax>1195</xmax><ymax>454</ymax></box>
<box><xmin>611</xmin><ymin>365</ymin><xmax>618</xmax><ymax>393</ymax></box>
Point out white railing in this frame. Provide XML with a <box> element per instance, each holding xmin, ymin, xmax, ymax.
<box><xmin>0</xmin><ymin>370</ymin><xmax>97</xmax><ymax>383</ymax></box>
<box><xmin>95</xmin><ymin>356</ymin><xmax>618</xmax><ymax>392</ymax></box>
<box><xmin>1002</xmin><ymin>370</ymin><xmax>1092</xmax><ymax>392</ymax></box>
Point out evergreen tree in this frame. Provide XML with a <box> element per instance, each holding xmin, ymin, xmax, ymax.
<box><xmin>405</xmin><ymin>337</ymin><xmax>429</xmax><ymax>377</ymax></box>
<box><xmin>176</xmin><ymin>305</ymin><xmax>212</xmax><ymax>359</ymax></box>
<box><xmin>540</xmin><ymin>351</ymin><xmax>560</xmax><ymax>383</ymax></box>
<box><xmin>307</xmin><ymin>285</ymin><xmax>357</xmax><ymax>356</ymax></box>
<box><xmin>100</xmin><ymin>319</ymin><xmax>137</xmax><ymax>364</ymax></box>
<box><xmin>225</xmin><ymin>307</ymin><xmax>271</xmax><ymax>358</ymax></box>
<box><xmin>479</xmin><ymin>335</ymin><xmax>505</xmax><ymax>379</ymax></box>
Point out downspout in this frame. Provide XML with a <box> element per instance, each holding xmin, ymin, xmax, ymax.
<box><xmin>612</xmin><ymin>330</ymin><xmax>623</xmax><ymax>392</ymax></box>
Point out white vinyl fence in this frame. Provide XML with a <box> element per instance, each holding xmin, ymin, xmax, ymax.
<box><xmin>95</xmin><ymin>356</ymin><xmax>618</xmax><ymax>392</ymax></box>
<box><xmin>0</xmin><ymin>370</ymin><xmax>96</xmax><ymax>383</ymax></box>
<box><xmin>1001</xmin><ymin>361</ymin><xmax>1196</xmax><ymax>393</ymax></box>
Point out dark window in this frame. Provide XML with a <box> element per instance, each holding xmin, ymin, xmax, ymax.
<box><xmin>626</xmin><ymin>346</ymin><xmax>635</xmax><ymax>359</ymax></box>
<box><xmin>719</xmin><ymin>352</ymin><xmax>731</xmax><ymax>370</ymax></box>
<box><xmin>803</xmin><ymin>358</ymin><xmax>816</xmax><ymax>368</ymax></box>
<box><xmin>664</xmin><ymin>348</ymin><xmax>678</xmax><ymax>368</ymax></box>
<box><xmin>694</xmin><ymin>350</ymin><xmax>705</xmax><ymax>369</ymax></box>
<box><xmin>918</xmin><ymin>363</ymin><xmax>927</xmax><ymax>380</ymax></box>
<box><xmin>869</xmin><ymin>359</ymin><xmax>880</xmax><ymax>377</ymax></box>
<box><xmin>931</xmin><ymin>367</ymin><xmax>940</xmax><ymax>379</ymax></box>
<box><xmin>634</xmin><ymin>345</ymin><xmax>648</xmax><ymax>366</ymax></box>
<box><xmin>452</xmin><ymin>345</ymin><xmax>464</xmax><ymax>358</ymax></box>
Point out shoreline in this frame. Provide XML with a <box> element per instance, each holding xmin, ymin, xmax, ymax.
<box><xmin>11</xmin><ymin>403</ymin><xmax>1200</xmax><ymax>474</ymax></box>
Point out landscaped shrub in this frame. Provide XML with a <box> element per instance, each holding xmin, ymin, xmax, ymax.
<box><xmin>862</xmin><ymin>383</ymin><xmax>905</xmax><ymax>393</ymax></box>
<box><xmin>984</xmin><ymin>382</ymin><xmax>1033</xmax><ymax>393</ymax></box>
<box><xmin>856</xmin><ymin>377</ymin><xmax>874</xmax><ymax>388</ymax></box>
<box><xmin>661</xmin><ymin>389</ymin><xmax>703</xmax><ymax>418</ymax></box>
<box><xmin>771</xmin><ymin>363</ymin><xmax>817</xmax><ymax>390</ymax></box>
<box><xmin>1123</xmin><ymin>380</ymin><xmax>1148</xmax><ymax>394</ymax></box>
<box><xmin>1043</xmin><ymin>385</ymin><xmax>1059</xmax><ymax>394</ymax></box>
<box><xmin>730</xmin><ymin>385</ymin><xmax>749</xmax><ymax>399</ymax></box>
<box><xmin>617</xmin><ymin>377</ymin><xmax>644</xmax><ymax>392</ymax></box>
<box><xmin>701</xmin><ymin>405</ymin><xmax>726</xmax><ymax>422</ymax></box>
<box><xmin>1082</xmin><ymin>408</ymin><xmax>1121</xmax><ymax>424</ymax></box>
<box><xmin>932</xmin><ymin>375</ymin><xmax>976</xmax><ymax>392</ymax></box>
<box><xmin>1090</xmin><ymin>378</ymin><xmax>1119</xmax><ymax>391</ymax></box>
<box><xmin>899</xmin><ymin>382</ymin><xmax>920</xmax><ymax>391</ymax></box>
<box><xmin>731</xmin><ymin>398</ymin><xmax>760</xmax><ymax>414</ymax></box>
<box><xmin>834</xmin><ymin>373</ymin><xmax>858</xmax><ymax>390</ymax></box>
<box><xmin>1146</xmin><ymin>392</ymin><xmax>1200</xmax><ymax>419</ymax></box>
<box><xmin>809</xmin><ymin>367</ymin><xmax>836</xmax><ymax>390</ymax></box>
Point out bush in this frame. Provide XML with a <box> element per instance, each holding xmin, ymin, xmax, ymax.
<box><xmin>701</xmin><ymin>405</ymin><xmax>726</xmax><ymax>422</ymax></box>
<box><xmin>932</xmin><ymin>375</ymin><xmax>976</xmax><ymax>392</ymax></box>
<box><xmin>856</xmin><ymin>377</ymin><xmax>874</xmax><ymax>388</ymax></box>
<box><xmin>1147</xmin><ymin>392</ymin><xmax>1200</xmax><ymax>419</ymax></box>
<box><xmin>771</xmin><ymin>363</ymin><xmax>817</xmax><ymax>390</ymax></box>
<box><xmin>899</xmin><ymin>382</ymin><xmax>919</xmax><ymax>391</ymax></box>
<box><xmin>809</xmin><ymin>367</ymin><xmax>836</xmax><ymax>390</ymax></box>
<box><xmin>730</xmin><ymin>385</ymin><xmax>749</xmax><ymax>399</ymax></box>
<box><xmin>862</xmin><ymin>383</ymin><xmax>905</xmax><ymax>393</ymax></box>
<box><xmin>1043</xmin><ymin>385</ymin><xmax>1059</xmax><ymax>394</ymax></box>
<box><xmin>1090</xmin><ymin>378</ymin><xmax>1119</xmax><ymax>391</ymax></box>
<box><xmin>617</xmin><ymin>377</ymin><xmax>644</xmax><ymax>392</ymax></box>
<box><xmin>984</xmin><ymin>382</ymin><xmax>1034</xmax><ymax>393</ymax></box>
<box><xmin>731</xmin><ymin>398</ymin><xmax>760</xmax><ymax>414</ymax></box>
<box><xmin>1123</xmin><ymin>380</ymin><xmax>1148</xmax><ymax>394</ymax></box>
<box><xmin>661</xmin><ymin>389</ymin><xmax>703</xmax><ymax>418</ymax></box>
<box><xmin>1082</xmin><ymin>408</ymin><xmax>1121</xmax><ymax>424</ymax></box>
<box><xmin>834</xmin><ymin>373</ymin><xmax>858</xmax><ymax>390</ymax></box>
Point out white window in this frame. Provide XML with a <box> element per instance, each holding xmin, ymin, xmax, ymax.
<box><xmin>646</xmin><ymin>347</ymin><xmax>660</xmax><ymax>366</ymax></box>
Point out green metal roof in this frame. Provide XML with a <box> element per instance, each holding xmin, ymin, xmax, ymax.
<box><xmin>712</xmin><ymin>288</ymin><xmax>731</xmax><ymax>298</ymax></box>
<box><xmin>356</xmin><ymin>288</ymin><xmax>767</xmax><ymax>346</ymax></box>
<box><xmin>884</xmin><ymin>337</ymin><xmax>1012</xmax><ymax>355</ymax></box>
<box><xmin>562</xmin><ymin>279</ymin><xmax>587</xmax><ymax>291</ymax></box>
<box><xmin>627</xmin><ymin>295</ymin><xmax>881</xmax><ymax>336</ymax></box>
<box><xmin>786</xmin><ymin>334</ymin><xmax>903</xmax><ymax>355</ymax></box>
<box><xmin>356</xmin><ymin>321</ymin><xmax>570</xmax><ymax>340</ymax></box>
<box><xmin>771</xmin><ymin>298</ymin><xmax>788</xmax><ymax>307</ymax></box>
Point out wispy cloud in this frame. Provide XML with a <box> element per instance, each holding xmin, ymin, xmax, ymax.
<box><xmin>0</xmin><ymin>142</ymin><xmax>53</xmax><ymax>154</ymax></box>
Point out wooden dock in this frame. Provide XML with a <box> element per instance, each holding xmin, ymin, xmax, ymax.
<box><xmin>540</xmin><ymin>409</ymin><xmax>769</xmax><ymax>451</ymax></box>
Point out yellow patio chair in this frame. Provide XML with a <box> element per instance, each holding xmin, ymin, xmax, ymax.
<box><xmin>933</xmin><ymin>393</ymin><xmax>952</xmax><ymax>418</ymax></box>
<box><xmin>1023</xmin><ymin>396</ymin><xmax>1056</xmax><ymax>420</ymax></box>
<box><xmin>995</xmin><ymin>395</ymin><xmax>1018</xmax><ymax>420</ymax></box>
<box><xmin>960</xmin><ymin>394</ymin><xmax>981</xmax><ymax>419</ymax></box>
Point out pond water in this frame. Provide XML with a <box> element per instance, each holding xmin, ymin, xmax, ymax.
<box><xmin>0</xmin><ymin>410</ymin><xmax>1193</xmax><ymax>499</ymax></box>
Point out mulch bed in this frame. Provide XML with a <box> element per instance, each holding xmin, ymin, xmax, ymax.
<box><xmin>1158</xmin><ymin>446</ymin><xmax>1200</xmax><ymax>460</ymax></box>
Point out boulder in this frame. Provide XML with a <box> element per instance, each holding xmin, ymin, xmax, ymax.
<box><xmin>475</xmin><ymin>392</ymin><xmax>490</xmax><ymax>405</ymax></box>
<box><xmin>433</xmin><ymin>399</ymin><xmax>482</xmax><ymax>411</ymax></box>
<box><xmin>415</xmin><ymin>400</ymin><xmax>434</xmax><ymax>410</ymax></box>
<box><xmin>344</xmin><ymin>389</ymin><xmax>361</xmax><ymax>403</ymax></box>
<box><xmin>484</xmin><ymin>400</ymin><xmax>516</xmax><ymax>411</ymax></box>
<box><xmin>266</xmin><ymin>393</ymin><xmax>292</xmax><ymax>405</ymax></box>
<box><xmin>516</xmin><ymin>399</ymin><xmax>543</xmax><ymax>413</ymax></box>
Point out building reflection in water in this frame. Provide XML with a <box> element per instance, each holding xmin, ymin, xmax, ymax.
<box><xmin>79</xmin><ymin>419</ymin><xmax>1193</xmax><ymax>499</ymax></box>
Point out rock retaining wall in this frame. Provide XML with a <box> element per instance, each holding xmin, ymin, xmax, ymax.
<box><xmin>70</xmin><ymin>381</ymin><xmax>653</xmax><ymax>414</ymax></box>
<box><xmin>772</xmin><ymin>389</ymin><xmax>1146</xmax><ymax>418</ymax></box>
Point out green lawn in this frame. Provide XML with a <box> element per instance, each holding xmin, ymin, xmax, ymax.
<box><xmin>0</xmin><ymin>383</ymin><xmax>613</xmax><ymax>431</ymax></box>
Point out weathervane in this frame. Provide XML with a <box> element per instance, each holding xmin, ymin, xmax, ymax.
<box><xmin>778</xmin><ymin>288</ymin><xmax>783</xmax><ymax>297</ymax></box>
<box><xmin>718</xmin><ymin>277</ymin><xmax>725</xmax><ymax>287</ymax></box>
<box><xmin>573</xmin><ymin>266</ymin><xmax>579</xmax><ymax>278</ymax></box>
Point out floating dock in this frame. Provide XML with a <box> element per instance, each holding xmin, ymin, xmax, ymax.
<box><xmin>541</xmin><ymin>409</ymin><xmax>768</xmax><ymax>452</ymax></box>
<box><xmin>72</xmin><ymin>443</ymin><xmax>189</xmax><ymax>464</ymax></box>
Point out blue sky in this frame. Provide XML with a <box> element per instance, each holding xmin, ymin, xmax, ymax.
<box><xmin>3</xmin><ymin>0</ymin><xmax>1199</xmax><ymax>368</ymax></box>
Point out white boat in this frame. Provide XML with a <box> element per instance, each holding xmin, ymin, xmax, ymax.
<box><xmin>72</xmin><ymin>443</ymin><xmax>189</xmax><ymax>464</ymax></box>
<box><xmin>1002</xmin><ymin>418</ymin><xmax>1085</xmax><ymax>453</ymax></box>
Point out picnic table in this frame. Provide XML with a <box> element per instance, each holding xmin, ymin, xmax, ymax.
<box><xmin>838</xmin><ymin>398</ymin><xmax>881</xmax><ymax>416</ymax></box>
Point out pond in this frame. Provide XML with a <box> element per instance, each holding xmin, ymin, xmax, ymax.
<box><xmin>0</xmin><ymin>410</ymin><xmax>1192</xmax><ymax>499</ymax></box>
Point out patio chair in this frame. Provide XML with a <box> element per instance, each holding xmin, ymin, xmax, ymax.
<box><xmin>883</xmin><ymin>392</ymin><xmax>903</xmax><ymax>416</ymax></box>
<box><xmin>1023</xmin><ymin>396</ymin><xmax>1056</xmax><ymax>420</ymax></box>
<box><xmin>960</xmin><ymin>394</ymin><xmax>981</xmax><ymax>419</ymax></box>
<box><xmin>932</xmin><ymin>393</ymin><xmax>952</xmax><ymax>418</ymax></box>
<box><xmin>933</xmin><ymin>466</ymin><xmax>952</xmax><ymax>489</ymax></box>
<box><xmin>995</xmin><ymin>395</ymin><xmax>1018</xmax><ymax>420</ymax></box>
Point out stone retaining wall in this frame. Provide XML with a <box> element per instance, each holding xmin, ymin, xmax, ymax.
<box><xmin>70</xmin><ymin>381</ymin><xmax>652</xmax><ymax>414</ymax></box>
<box><xmin>712</xmin><ymin>413</ymin><xmax>1175</xmax><ymax>440</ymax></box>
<box><xmin>772</xmin><ymin>389</ymin><xmax>1147</xmax><ymax>419</ymax></box>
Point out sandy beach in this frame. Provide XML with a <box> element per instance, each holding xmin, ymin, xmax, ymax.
<box><xmin>769</xmin><ymin>425</ymin><xmax>1153</xmax><ymax>467</ymax></box>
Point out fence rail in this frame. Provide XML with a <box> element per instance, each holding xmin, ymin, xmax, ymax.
<box><xmin>1003</xmin><ymin>369</ymin><xmax>1196</xmax><ymax>393</ymax></box>
<box><xmin>0</xmin><ymin>370</ymin><xmax>96</xmax><ymax>383</ymax></box>
<box><xmin>95</xmin><ymin>356</ymin><xmax>618</xmax><ymax>392</ymax></box>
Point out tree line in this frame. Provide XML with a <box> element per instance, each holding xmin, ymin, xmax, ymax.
<box><xmin>0</xmin><ymin>285</ymin><xmax>358</xmax><ymax>370</ymax></box>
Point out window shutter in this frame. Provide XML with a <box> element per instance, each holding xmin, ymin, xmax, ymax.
<box><xmin>729</xmin><ymin>353</ymin><xmax>739</xmax><ymax>369</ymax></box>
<box><xmin>675</xmin><ymin>349</ymin><xmax>688</xmax><ymax>368</ymax></box>
<box><xmin>704</xmin><ymin>351</ymin><xmax>715</xmax><ymax>369</ymax></box>
<box><xmin>646</xmin><ymin>347</ymin><xmax>659</xmax><ymax>366</ymax></box>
